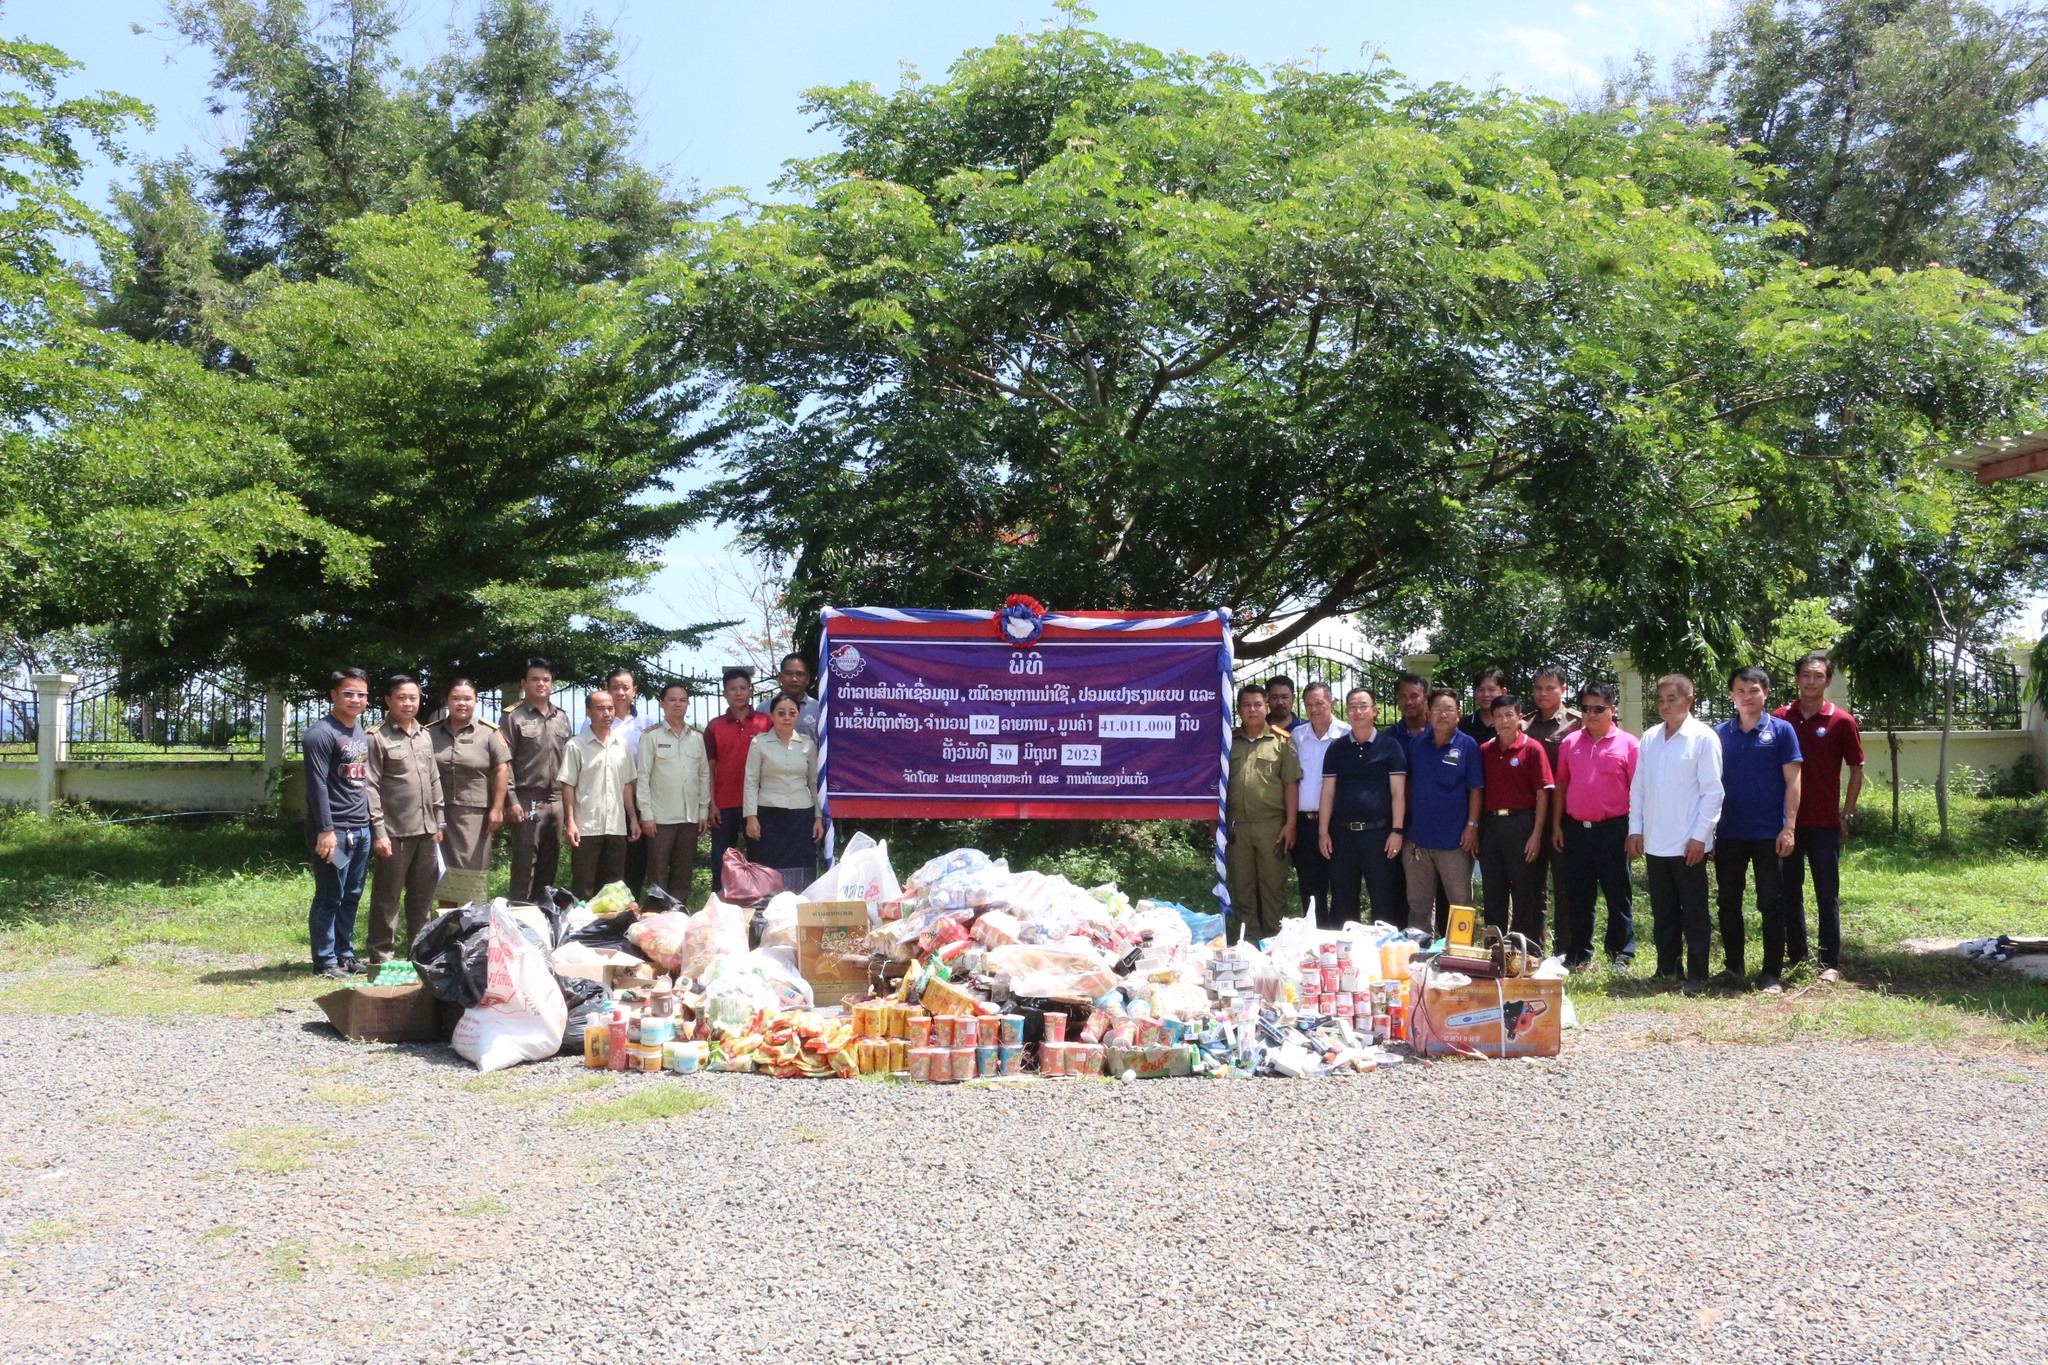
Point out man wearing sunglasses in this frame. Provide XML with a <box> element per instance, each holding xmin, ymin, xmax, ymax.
<box><xmin>303</xmin><ymin>667</ymin><xmax>374</xmax><ymax>980</ymax></box>
<box><xmin>1549</xmin><ymin>681</ymin><xmax>1639</xmax><ymax>968</ymax></box>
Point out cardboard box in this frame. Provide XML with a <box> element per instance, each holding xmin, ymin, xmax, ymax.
<box><xmin>798</xmin><ymin>900</ymin><xmax>872</xmax><ymax>1000</ymax></box>
<box><xmin>436</xmin><ymin>866</ymin><xmax>489</xmax><ymax>906</ymax></box>
<box><xmin>315</xmin><ymin>983</ymin><xmax>460</xmax><ymax>1044</ymax></box>
<box><xmin>552</xmin><ymin>943</ymin><xmax>652</xmax><ymax>991</ymax></box>
<box><xmin>1408</xmin><ymin>972</ymin><xmax>1562</xmax><ymax>1058</ymax></box>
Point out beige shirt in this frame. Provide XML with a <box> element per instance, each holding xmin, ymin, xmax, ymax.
<box><xmin>502</xmin><ymin>699</ymin><xmax>573</xmax><ymax>796</ymax></box>
<box><xmin>743</xmin><ymin>730</ymin><xmax>818</xmax><ymax>815</ymax></box>
<box><xmin>366</xmin><ymin>717</ymin><xmax>445</xmax><ymax>839</ymax></box>
<box><xmin>635</xmin><ymin>720</ymin><xmax>712</xmax><ymax>826</ymax></box>
<box><xmin>429</xmin><ymin>716</ymin><xmax>510</xmax><ymax>808</ymax></box>
<box><xmin>559</xmin><ymin>728</ymin><xmax>635</xmax><ymax>838</ymax></box>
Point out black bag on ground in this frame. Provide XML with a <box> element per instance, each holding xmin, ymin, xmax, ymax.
<box><xmin>558</xmin><ymin>977</ymin><xmax>612</xmax><ymax>1054</ymax></box>
<box><xmin>640</xmin><ymin>884</ymin><xmax>684</xmax><ymax>917</ymax></box>
<box><xmin>561</xmin><ymin>906</ymin><xmax>651</xmax><ymax>961</ymax></box>
<box><xmin>410</xmin><ymin>904</ymin><xmax>496</xmax><ymax>1007</ymax></box>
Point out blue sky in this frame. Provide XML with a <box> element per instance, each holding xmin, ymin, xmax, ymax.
<box><xmin>15</xmin><ymin>0</ymin><xmax>1730</xmax><ymax>659</ymax></box>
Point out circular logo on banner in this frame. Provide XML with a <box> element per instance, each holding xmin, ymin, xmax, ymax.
<box><xmin>998</xmin><ymin>594</ymin><xmax>1048</xmax><ymax>647</ymax></box>
<box><xmin>828</xmin><ymin>644</ymin><xmax>865</xmax><ymax>679</ymax></box>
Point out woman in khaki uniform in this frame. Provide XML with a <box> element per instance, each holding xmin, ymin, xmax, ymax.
<box><xmin>429</xmin><ymin>678</ymin><xmax>511</xmax><ymax>906</ymax></box>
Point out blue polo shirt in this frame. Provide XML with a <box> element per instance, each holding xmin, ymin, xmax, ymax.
<box><xmin>1406</xmin><ymin>728</ymin><xmax>1485</xmax><ymax>850</ymax></box>
<box><xmin>1715</xmin><ymin>713</ymin><xmax>1802</xmax><ymax>841</ymax></box>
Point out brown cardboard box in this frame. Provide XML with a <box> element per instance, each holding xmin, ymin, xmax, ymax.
<box><xmin>315</xmin><ymin>983</ymin><xmax>460</xmax><ymax>1044</ymax></box>
<box><xmin>552</xmin><ymin>944</ymin><xmax>652</xmax><ymax>991</ymax></box>
<box><xmin>797</xmin><ymin>900</ymin><xmax>871</xmax><ymax>1000</ymax></box>
<box><xmin>1407</xmin><ymin>971</ymin><xmax>1562</xmax><ymax>1058</ymax></box>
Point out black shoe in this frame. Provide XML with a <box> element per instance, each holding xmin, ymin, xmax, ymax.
<box><xmin>1610</xmin><ymin>955</ymin><xmax>1635</xmax><ymax>971</ymax></box>
<box><xmin>338</xmin><ymin>956</ymin><xmax>368</xmax><ymax>976</ymax></box>
<box><xmin>317</xmin><ymin>962</ymin><xmax>351</xmax><ymax>982</ymax></box>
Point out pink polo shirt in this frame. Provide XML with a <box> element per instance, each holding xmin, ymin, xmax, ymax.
<box><xmin>1555</xmin><ymin>726</ymin><xmax>1639</xmax><ymax>822</ymax></box>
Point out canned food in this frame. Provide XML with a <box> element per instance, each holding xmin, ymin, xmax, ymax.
<box><xmin>628</xmin><ymin>1042</ymin><xmax>664</xmax><ymax>1073</ymax></box>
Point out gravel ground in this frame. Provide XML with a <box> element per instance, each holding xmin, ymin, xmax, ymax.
<box><xmin>3</xmin><ymin>1008</ymin><xmax>2045</xmax><ymax>1364</ymax></box>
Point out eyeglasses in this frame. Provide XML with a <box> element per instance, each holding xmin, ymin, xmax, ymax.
<box><xmin>1581</xmin><ymin>704</ymin><xmax>1610</xmax><ymax>713</ymax></box>
<box><xmin>338</xmin><ymin>690</ymin><xmax>368</xmax><ymax>699</ymax></box>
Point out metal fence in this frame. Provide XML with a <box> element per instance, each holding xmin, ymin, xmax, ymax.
<box><xmin>67</xmin><ymin>673</ymin><xmax>268</xmax><ymax>761</ymax></box>
<box><xmin>0</xmin><ymin>678</ymin><xmax>33</xmax><ymax>757</ymax></box>
<box><xmin>1234</xmin><ymin>636</ymin><xmax>1405</xmax><ymax>710</ymax></box>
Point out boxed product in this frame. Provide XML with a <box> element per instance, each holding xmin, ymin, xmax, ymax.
<box><xmin>797</xmin><ymin>900</ymin><xmax>872</xmax><ymax>999</ymax></box>
<box><xmin>1407</xmin><ymin>973</ymin><xmax>1562</xmax><ymax>1058</ymax></box>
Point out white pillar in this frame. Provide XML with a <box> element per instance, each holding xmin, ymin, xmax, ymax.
<box><xmin>2010</xmin><ymin>643</ymin><xmax>2045</xmax><ymax>780</ymax></box>
<box><xmin>30</xmin><ymin>673</ymin><xmax>75</xmax><ymax>815</ymax></box>
<box><xmin>1610</xmin><ymin>653</ymin><xmax>1644</xmax><ymax>734</ymax></box>
<box><xmin>263</xmin><ymin>687</ymin><xmax>287</xmax><ymax>784</ymax></box>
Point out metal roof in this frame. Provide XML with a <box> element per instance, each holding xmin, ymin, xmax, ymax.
<box><xmin>1941</xmin><ymin>431</ymin><xmax>2048</xmax><ymax>483</ymax></box>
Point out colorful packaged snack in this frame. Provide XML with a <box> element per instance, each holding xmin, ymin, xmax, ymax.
<box><xmin>975</xmin><ymin>1015</ymin><xmax>998</xmax><ymax>1047</ymax></box>
<box><xmin>906</xmin><ymin>1046</ymin><xmax>935</xmax><ymax>1083</ymax></box>
<box><xmin>976</xmin><ymin>1044</ymin><xmax>998</xmax><ymax>1077</ymax></box>
<box><xmin>950</xmin><ymin>1046</ymin><xmax>975</xmax><ymax>1082</ymax></box>
<box><xmin>905</xmin><ymin>1014</ymin><xmax>932</xmax><ymax>1047</ymax></box>
<box><xmin>1000</xmin><ymin>1046</ymin><xmax>1024</xmax><ymax>1077</ymax></box>
<box><xmin>998</xmin><ymin>1014</ymin><xmax>1025</xmax><ymax>1046</ymax></box>
<box><xmin>1041</xmin><ymin>1012</ymin><xmax>1068</xmax><ymax>1045</ymax></box>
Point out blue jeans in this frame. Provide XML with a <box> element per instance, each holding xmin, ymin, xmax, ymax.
<box><xmin>309</xmin><ymin>826</ymin><xmax>372</xmax><ymax>966</ymax></box>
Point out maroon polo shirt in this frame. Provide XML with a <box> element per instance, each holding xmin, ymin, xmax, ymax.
<box><xmin>1772</xmin><ymin>700</ymin><xmax>1865</xmax><ymax>829</ymax></box>
<box><xmin>1480</xmin><ymin>731</ymin><xmax>1554</xmax><ymax>812</ymax></box>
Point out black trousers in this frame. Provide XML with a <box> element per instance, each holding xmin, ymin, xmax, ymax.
<box><xmin>708</xmin><ymin>807</ymin><xmax>747</xmax><ymax>897</ymax></box>
<box><xmin>569</xmin><ymin>833</ymin><xmax>627</xmax><ymax>900</ymax></box>
<box><xmin>1327</xmin><ymin>822</ymin><xmax>1398</xmax><ymax>926</ymax></box>
<box><xmin>1560</xmin><ymin>816</ymin><xmax>1633</xmax><ymax>964</ymax></box>
<box><xmin>1478</xmin><ymin>809</ymin><xmax>1544</xmax><ymax>942</ymax></box>
<box><xmin>1781</xmin><ymin>825</ymin><xmax>1840</xmax><ymax>968</ymax></box>
<box><xmin>1645</xmin><ymin>854</ymin><xmax>1711</xmax><ymax>982</ymax></box>
<box><xmin>1716</xmin><ymin>836</ymin><xmax>1789</xmax><ymax>979</ymax></box>
<box><xmin>1292</xmin><ymin>812</ymin><xmax>1332</xmax><ymax>923</ymax></box>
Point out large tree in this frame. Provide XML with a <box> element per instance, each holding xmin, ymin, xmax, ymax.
<box><xmin>97</xmin><ymin>200</ymin><xmax>719</xmax><ymax>694</ymax></box>
<box><xmin>1692</xmin><ymin>0</ymin><xmax>2048</xmax><ymax>320</ymax></box>
<box><xmin>0</xmin><ymin>29</ymin><xmax>356</xmax><ymax>660</ymax></box>
<box><xmin>675</xmin><ymin>14</ymin><xmax>2034</xmax><ymax>668</ymax></box>
<box><xmin>83</xmin><ymin>0</ymin><xmax>719</xmax><ymax>688</ymax></box>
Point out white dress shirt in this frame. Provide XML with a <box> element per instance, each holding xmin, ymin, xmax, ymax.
<box><xmin>581</xmin><ymin>708</ymin><xmax>652</xmax><ymax>758</ymax></box>
<box><xmin>1629</xmin><ymin>715</ymin><xmax>1725</xmax><ymax>856</ymax></box>
<box><xmin>1290</xmin><ymin>716</ymin><xmax>1344</xmax><ymax>814</ymax></box>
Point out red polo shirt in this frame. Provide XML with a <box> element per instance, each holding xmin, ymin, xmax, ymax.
<box><xmin>704</xmin><ymin>708</ymin><xmax>773</xmax><ymax>810</ymax></box>
<box><xmin>1480</xmin><ymin>731</ymin><xmax>1553</xmax><ymax>811</ymax></box>
<box><xmin>1773</xmin><ymin>700</ymin><xmax>1865</xmax><ymax>829</ymax></box>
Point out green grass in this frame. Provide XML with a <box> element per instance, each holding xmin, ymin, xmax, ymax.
<box><xmin>196</xmin><ymin>1223</ymin><xmax>242</xmax><ymax>1242</ymax></box>
<box><xmin>88</xmin><ymin>1105</ymin><xmax>178</xmax><ymax>1125</ymax></box>
<box><xmin>226</xmin><ymin>1126</ymin><xmax>353</xmax><ymax>1174</ymax></box>
<box><xmin>560</xmin><ymin>1087</ymin><xmax>719</xmax><ymax>1125</ymax></box>
<box><xmin>454</xmin><ymin>1197</ymin><xmax>509</xmax><ymax>1218</ymax></box>
<box><xmin>266</xmin><ymin>1239</ymin><xmax>313</xmax><ymax>1283</ymax></box>
<box><xmin>355</xmin><ymin>1253</ymin><xmax>453</xmax><ymax>1280</ymax></box>
<box><xmin>14</xmin><ymin>1218</ymin><xmax>79</xmax><ymax>1247</ymax></box>
<box><xmin>307</xmin><ymin>1082</ymin><xmax>389</xmax><ymax>1108</ymax></box>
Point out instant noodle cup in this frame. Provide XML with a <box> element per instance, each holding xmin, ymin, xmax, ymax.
<box><xmin>1079</xmin><ymin>1043</ymin><xmax>1106</xmax><ymax>1076</ymax></box>
<box><xmin>1105</xmin><ymin>1018</ymin><xmax>1134</xmax><ymax>1049</ymax></box>
<box><xmin>1135</xmin><ymin>1018</ymin><xmax>1161</xmax><ymax>1048</ymax></box>
<box><xmin>998</xmin><ymin>1014</ymin><xmax>1025</xmax><ymax>1047</ymax></box>
<box><xmin>975</xmin><ymin>1015</ymin><xmax>998</xmax><ymax>1047</ymax></box>
<box><xmin>1039</xmin><ymin>1042</ymin><xmax>1068</xmax><ymax>1077</ymax></box>
<box><xmin>1001</xmin><ymin>1047</ymin><xmax>1024</xmax><ymax>1078</ymax></box>
<box><xmin>904</xmin><ymin>1014</ymin><xmax>932</xmax><ymax>1048</ymax></box>
<box><xmin>906</xmin><ymin>1046</ymin><xmax>935</xmax><ymax>1083</ymax></box>
<box><xmin>976</xmin><ymin>1044</ymin><xmax>998</xmax><ymax>1078</ymax></box>
<box><xmin>1041</xmin><ymin>1012</ymin><xmax>1068</xmax><ymax>1045</ymax></box>
<box><xmin>950</xmin><ymin>1046</ymin><xmax>975</xmax><ymax>1082</ymax></box>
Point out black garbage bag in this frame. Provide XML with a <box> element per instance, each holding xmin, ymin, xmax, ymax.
<box><xmin>640</xmin><ymin>884</ymin><xmax>684</xmax><ymax>917</ymax></box>
<box><xmin>558</xmin><ymin>976</ymin><xmax>611</xmax><ymax>1055</ymax></box>
<box><xmin>561</xmin><ymin>906</ymin><xmax>651</xmax><ymax>961</ymax></box>
<box><xmin>410</xmin><ymin>904</ymin><xmax>496</xmax><ymax>1007</ymax></box>
<box><xmin>533</xmin><ymin>886</ymin><xmax>583</xmax><ymax>946</ymax></box>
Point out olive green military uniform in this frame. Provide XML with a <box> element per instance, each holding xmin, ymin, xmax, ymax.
<box><xmin>1226</xmin><ymin>725</ymin><xmax>1302</xmax><ymax>944</ymax></box>
<box><xmin>366</xmin><ymin>716</ymin><xmax>445</xmax><ymax>963</ymax></box>
<box><xmin>502</xmin><ymin>698</ymin><xmax>573</xmax><ymax>903</ymax></box>
<box><xmin>429</xmin><ymin>715</ymin><xmax>511</xmax><ymax>874</ymax></box>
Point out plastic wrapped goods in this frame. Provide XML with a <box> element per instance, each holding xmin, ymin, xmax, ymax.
<box><xmin>450</xmin><ymin>904</ymin><xmax>569</xmax><ymax>1072</ymax></box>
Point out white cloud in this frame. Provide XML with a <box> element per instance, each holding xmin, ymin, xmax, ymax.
<box><xmin>1572</xmin><ymin>4</ymin><xmax>1603</xmax><ymax>20</ymax></box>
<box><xmin>1500</xmin><ymin>27</ymin><xmax>1597</xmax><ymax>85</ymax></box>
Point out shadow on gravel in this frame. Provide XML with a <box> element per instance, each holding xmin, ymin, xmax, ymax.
<box><xmin>197</xmin><ymin>962</ymin><xmax>313</xmax><ymax>988</ymax></box>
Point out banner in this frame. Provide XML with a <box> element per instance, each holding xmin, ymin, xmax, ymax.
<box><xmin>818</xmin><ymin>607</ymin><xmax>1233</xmax><ymax>821</ymax></box>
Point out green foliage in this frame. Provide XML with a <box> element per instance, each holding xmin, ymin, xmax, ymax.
<box><xmin>676</xmin><ymin>20</ymin><xmax>2035</xmax><ymax>671</ymax></box>
<box><xmin>76</xmin><ymin>0</ymin><xmax>718</xmax><ymax>688</ymax></box>
<box><xmin>1695</xmin><ymin>0</ymin><xmax>2048</xmax><ymax>320</ymax></box>
<box><xmin>99</xmin><ymin>200</ymin><xmax>719</xmax><ymax>690</ymax></box>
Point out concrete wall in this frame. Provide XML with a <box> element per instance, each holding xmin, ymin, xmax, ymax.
<box><xmin>0</xmin><ymin>760</ymin><xmax>292</xmax><ymax>812</ymax></box>
<box><xmin>1856</xmin><ymin>728</ymin><xmax>2032</xmax><ymax>789</ymax></box>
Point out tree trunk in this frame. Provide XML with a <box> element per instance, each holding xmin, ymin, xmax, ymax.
<box><xmin>1887</xmin><ymin>727</ymin><xmax>1901</xmax><ymax>835</ymax></box>
<box><xmin>1935</xmin><ymin>645</ymin><xmax>1957</xmax><ymax>847</ymax></box>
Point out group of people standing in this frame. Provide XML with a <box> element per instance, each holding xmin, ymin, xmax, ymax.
<box><xmin>1224</xmin><ymin>654</ymin><xmax>1864</xmax><ymax>994</ymax></box>
<box><xmin>300</xmin><ymin>654</ymin><xmax>825</xmax><ymax>980</ymax></box>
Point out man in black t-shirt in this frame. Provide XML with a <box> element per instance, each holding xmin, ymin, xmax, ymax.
<box><xmin>1317</xmin><ymin>687</ymin><xmax>1410</xmax><ymax>927</ymax></box>
<box><xmin>303</xmin><ymin>667</ymin><xmax>373</xmax><ymax>979</ymax></box>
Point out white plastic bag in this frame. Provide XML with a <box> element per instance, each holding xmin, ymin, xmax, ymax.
<box><xmin>676</xmin><ymin>896</ymin><xmax>748</xmax><ymax>980</ymax></box>
<box><xmin>760</xmin><ymin>891</ymin><xmax>801</xmax><ymax>959</ymax></box>
<box><xmin>450</xmin><ymin>904</ymin><xmax>567</xmax><ymax>1072</ymax></box>
<box><xmin>803</xmin><ymin>831</ymin><xmax>901</xmax><ymax>905</ymax></box>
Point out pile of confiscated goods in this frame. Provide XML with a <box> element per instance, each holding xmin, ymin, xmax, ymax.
<box><xmin>382</xmin><ymin>834</ymin><xmax>1571</xmax><ymax>1079</ymax></box>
